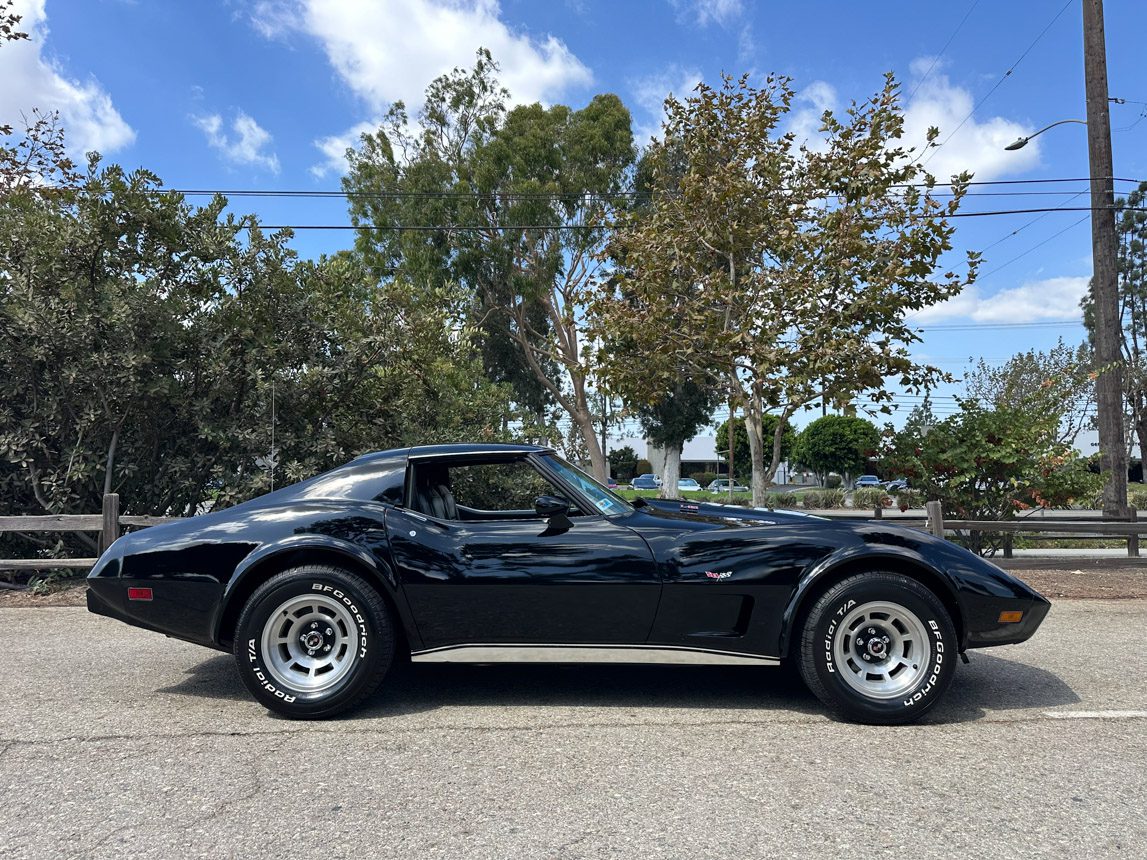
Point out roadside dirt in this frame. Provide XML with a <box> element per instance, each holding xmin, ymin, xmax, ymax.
<box><xmin>2</xmin><ymin>568</ymin><xmax>1145</xmax><ymax>608</ymax></box>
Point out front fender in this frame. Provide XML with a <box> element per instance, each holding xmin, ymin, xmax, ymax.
<box><xmin>777</xmin><ymin>543</ymin><xmax>963</xmax><ymax>658</ymax></box>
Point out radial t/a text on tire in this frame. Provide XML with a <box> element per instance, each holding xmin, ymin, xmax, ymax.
<box><xmin>234</xmin><ymin>565</ymin><xmax>394</xmax><ymax>718</ymax></box>
<box><xmin>798</xmin><ymin>572</ymin><xmax>957</xmax><ymax>725</ymax></box>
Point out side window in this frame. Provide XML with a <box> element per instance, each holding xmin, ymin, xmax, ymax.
<box><xmin>448</xmin><ymin>461</ymin><xmax>557</xmax><ymax>514</ymax></box>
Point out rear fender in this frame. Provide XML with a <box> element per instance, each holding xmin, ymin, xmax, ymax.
<box><xmin>213</xmin><ymin>534</ymin><xmax>409</xmax><ymax>647</ymax></box>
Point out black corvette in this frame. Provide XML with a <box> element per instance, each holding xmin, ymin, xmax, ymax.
<box><xmin>87</xmin><ymin>443</ymin><xmax>1050</xmax><ymax>724</ymax></box>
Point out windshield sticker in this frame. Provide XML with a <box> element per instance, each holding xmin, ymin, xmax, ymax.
<box><xmin>595</xmin><ymin>497</ymin><xmax>612</xmax><ymax>511</ymax></box>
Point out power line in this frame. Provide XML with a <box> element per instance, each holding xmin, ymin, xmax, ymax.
<box><xmin>976</xmin><ymin>213</ymin><xmax>1091</xmax><ymax>279</ymax></box>
<box><xmin>905</xmin><ymin>0</ymin><xmax>981</xmax><ymax>103</ymax></box>
<box><xmin>149</xmin><ymin>175</ymin><xmax>1146</xmax><ymax>200</ymax></box>
<box><xmin>917</xmin><ymin>320</ymin><xmax>1082</xmax><ymax>331</ymax></box>
<box><xmin>919</xmin><ymin>0</ymin><xmax>1075</xmax><ymax>170</ymax></box>
<box><xmin>250</xmin><ymin>206</ymin><xmax>1147</xmax><ymax>231</ymax></box>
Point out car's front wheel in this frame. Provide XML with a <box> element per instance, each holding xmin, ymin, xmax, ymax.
<box><xmin>234</xmin><ymin>565</ymin><xmax>394</xmax><ymax>718</ymax></box>
<box><xmin>798</xmin><ymin>572</ymin><xmax>957</xmax><ymax>724</ymax></box>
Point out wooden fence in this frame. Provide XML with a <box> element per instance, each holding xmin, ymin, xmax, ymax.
<box><xmin>0</xmin><ymin>494</ymin><xmax>183</xmax><ymax>573</ymax></box>
<box><xmin>3</xmin><ymin>494</ymin><xmax>1147</xmax><ymax>574</ymax></box>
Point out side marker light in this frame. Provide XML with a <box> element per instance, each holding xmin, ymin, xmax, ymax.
<box><xmin>998</xmin><ymin>610</ymin><xmax>1023</xmax><ymax>623</ymax></box>
<box><xmin>127</xmin><ymin>587</ymin><xmax>153</xmax><ymax>601</ymax></box>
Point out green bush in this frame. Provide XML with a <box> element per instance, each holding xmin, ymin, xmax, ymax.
<box><xmin>825</xmin><ymin>474</ymin><xmax>843</xmax><ymax>489</ymax></box>
<box><xmin>1129</xmin><ymin>485</ymin><xmax>1147</xmax><ymax>510</ymax></box>
<box><xmin>802</xmin><ymin>489</ymin><xmax>845</xmax><ymax>509</ymax></box>
<box><xmin>635</xmin><ymin>459</ymin><xmax>653</xmax><ymax>477</ymax></box>
<box><xmin>893</xmin><ymin>489</ymin><xmax>924</xmax><ymax>511</ymax></box>
<box><xmin>853</xmin><ymin>487</ymin><xmax>893</xmax><ymax>510</ymax></box>
<box><xmin>691</xmin><ymin>472</ymin><xmax>718</xmax><ymax>487</ymax></box>
<box><xmin>764</xmin><ymin>492</ymin><xmax>798</xmax><ymax>509</ymax></box>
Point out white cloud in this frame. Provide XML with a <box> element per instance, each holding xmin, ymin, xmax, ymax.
<box><xmin>789</xmin><ymin>80</ymin><xmax>836</xmax><ymax>152</ymax></box>
<box><xmin>629</xmin><ymin>65</ymin><xmax>703</xmax><ymax>147</ymax></box>
<box><xmin>193</xmin><ymin>110</ymin><xmax>280</xmax><ymax>173</ymax></box>
<box><xmin>901</xmin><ymin>57</ymin><xmax>1040</xmax><ymax>181</ymax></box>
<box><xmin>0</xmin><ymin>0</ymin><xmax>134</xmax><ymax>155</ymax></box>
<box><xmin>251</xmin><ymin>0</ymin><xmax>591</xmax><ymax>111</ymax></box>
<box><xmin>251</xmin><ymin>1</ymin><xmax>592</xmax><ymax>179</ymax></box>
<box><xmin>671</xmin><ymin>0</ymin><xmax>743</xmax><ymax>27</ymax></box>
<box><xmin>912</xmin><ymin>275</ymin><xmax>1089</xmax><ymax>325</ymax></box>
<box><xmin>310</xmin><ymin>119</ymin><xmax>377</xmax><ymax>178</ymax></box>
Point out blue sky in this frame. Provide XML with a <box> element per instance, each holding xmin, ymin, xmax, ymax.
<box><xmin>4</xmin><ymin>0</ymin><xmax>1147</xmax><ymax>444</ymax></box>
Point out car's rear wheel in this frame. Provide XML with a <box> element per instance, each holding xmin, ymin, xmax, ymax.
<box><xmin>234</xmin><ymin>565</ymin><xmax>394</xmax><ymax>718</ymax></box>
<box><xmin>798</xmin><ymin>572</ymin><xmax>957</xmax><ymax>724</ymax></box>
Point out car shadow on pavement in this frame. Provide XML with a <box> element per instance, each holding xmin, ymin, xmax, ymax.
<box><xmin>922</xmin><ymin>651</ymin><xmax>1080</xmax><ymax>724</ymax></box>
<box><xmin>160</xmin><ymin>649</ymin><xmax>1079</xmax><ymax>724</ymax></box>
<box><xmin>357</xmin><ymin>662</ymin><xmax>827</xmax><ymax>718</ymax></box>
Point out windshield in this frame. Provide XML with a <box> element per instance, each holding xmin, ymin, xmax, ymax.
<box><xmin>541</xmin><ymin>454</ymin><xmax>634</xmax><ymax>516</ymax></box>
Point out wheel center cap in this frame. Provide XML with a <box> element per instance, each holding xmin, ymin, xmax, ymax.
<box><xmin>869</xmin><ymin>639</ymin><xmax>885</xmax><ymax>655</ymax></box>
<box><xmin>302</xmin><ymin>631</ymin><xmax>324</xmax><ymax>650</ymax></box>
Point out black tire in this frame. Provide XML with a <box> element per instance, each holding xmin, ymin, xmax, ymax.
<box><xmin>798</xmin><ymin>572</ymin><xmax>957</xmax><ymax>725</ymax></box>
<box><xmin>234</xmin><ymin>565</ymin><xmax>395</xmax><ymax>719</ymax></box>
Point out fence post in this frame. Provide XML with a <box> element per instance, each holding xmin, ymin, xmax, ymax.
<box><xmin>873</xmin><ymin>505</ymin><xmax>882</xmax><ymax>519</ymax></box>
<box><xmin>926</xmin><ymin>500</ymin><xmax>944</xmax><ymax>538</ymax></box>
<box><xmin>1129</xmin><ymin>507</ymin><xmax>1139</xmax><ymax>558</ymax></box>
<box><xmin>100</xmin><ymin>493</ymin><xmax>120</xmax><ymax>555</ymax></box>
<box><xmin>1003</xmin><ymin>532</ymin><xmax>1013</xmax><ymax>559</ymax></box>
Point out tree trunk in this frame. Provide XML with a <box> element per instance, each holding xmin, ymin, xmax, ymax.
<box><xmin>659</xmin><ymin>441</ymin><xmax>682</xmax><ymax>499</ymax></box>
<box><xmin>744</xmin><ymin>400</ymin><xmax>768</xmax><ymax>506</ymax></box>
<box><xmin>572</xmin><ymin>406</ymin><xmax>608</xmax><ymax>481</ymax></box>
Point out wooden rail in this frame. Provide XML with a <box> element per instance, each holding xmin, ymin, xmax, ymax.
<box><xmin>5</xmin><ymin>494</ymin><xmax>1147</xmax><ymax>571</ymax></box>
<box><xmin>0</xmin><ymin>494</ymin><xmax>187</xmax><ymax>572</ymax></box>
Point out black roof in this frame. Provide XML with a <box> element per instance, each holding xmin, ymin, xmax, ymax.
<box><xmin>351</xmin><ymin>443</ymin><xmax>551</xmax><ymax>465</ymax></box>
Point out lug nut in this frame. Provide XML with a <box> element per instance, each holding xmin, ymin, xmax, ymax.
<box><xmin>324</xmin><ymin>645</ymin><xmax>331</xmax><ymax>652</ymax></box>
<box><xmin>311</xmin><ymin>622</ymin><xmax>318</xmax><ymax>629</ymax></box>
<box><xmin>862</xmin><ymin>654</ymin><xmax>871</xmax><ymax>661</ymax></box>
<box><xmin>867</xmin><ymin>628</ymin><xmax>875</xmax><ymax>635</ymax></box>
<box><xmin>326</xmin><ymin>627</ymin><xmax>333</xmax><ymax>636</ymax></box>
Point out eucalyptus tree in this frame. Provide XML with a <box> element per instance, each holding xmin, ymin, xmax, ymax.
<box><xmin>592</xmin><ymin>73</ymin><xmax>978</xmax><ymax>504</ymax></box>
<box><xmin>343</xmin><ymin>49</ymin><xmax>635</xmax><ymax>479</ymax></box>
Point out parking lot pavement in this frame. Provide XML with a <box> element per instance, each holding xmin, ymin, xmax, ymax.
<box><xmin>2</xmin><ymin>600</ymin><xmax>1145</xmax><ymax>860</ymax></box>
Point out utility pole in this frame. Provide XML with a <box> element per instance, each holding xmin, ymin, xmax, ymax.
<box><xmin>1083</xmin><ymin>0</ymin><xmax>1127</xmax><ymax>517</ymax></box>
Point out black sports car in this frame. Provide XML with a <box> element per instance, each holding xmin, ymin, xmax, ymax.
<box><xmin>87</xmin><ymin>443</ymin><xmax>1050</xmax><ymax>724</ymax></box>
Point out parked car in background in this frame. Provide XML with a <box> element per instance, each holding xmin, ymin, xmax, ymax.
<box><xmin>631</xmin><ymin>473</ymin><xmax>662</xmax><ymax>490</ymax></box>
<box><xmin>854</xmin><ymin>475</ymin><xmax>883</xmax><ymax>488</ymax></box>
<box><xmin>677</xmin><ymin>478</ymin><xmax>701</xmax><ymax>492</ymax></box>
<box><xmin>883</xmin><ymin>478</ymin><xmax>909</xmax><ymax>492</ymax></box>
<box><xmin>707</xmin><ymin>478</ymin><xmax>749</xmax><ymax>493</ymax></box>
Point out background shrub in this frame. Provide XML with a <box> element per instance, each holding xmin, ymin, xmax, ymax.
<box><xmin>853</xmin><ymin>487</ymin><xmax>893</xmax><ymax>510</ymax></box>
<box><xmin>825</xmin><ymin>474</ymin><xmax>843</xmax><ymax>489</ymax></box>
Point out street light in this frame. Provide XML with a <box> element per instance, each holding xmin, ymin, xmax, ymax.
<box><xmin>1004</xmin><ymin>118</ymin><xmax>1087</xmax><ymax>151</ymax></box>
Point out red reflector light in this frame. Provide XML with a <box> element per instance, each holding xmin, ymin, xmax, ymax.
<box><xmin>127</xmin><ymin>587</ymin><xmax>153</xmax><ymax>601</ymax></box>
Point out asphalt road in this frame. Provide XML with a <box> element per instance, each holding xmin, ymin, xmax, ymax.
<box><xmin>2</xmin><ymin>600</ymin><xmax>1145</xmax><ymax>860</ymax></box>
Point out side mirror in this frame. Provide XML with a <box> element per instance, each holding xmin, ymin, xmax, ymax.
<box><xmin>535</xmin><ymin>495</ymin><xmax>571</xmax><ymax>518</ymax></box>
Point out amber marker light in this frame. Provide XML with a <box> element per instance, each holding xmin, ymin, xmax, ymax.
<box><xmin>998</xmin><ymin>610</ymin><xmax>1024</xmax><ymax>623</ymax></box>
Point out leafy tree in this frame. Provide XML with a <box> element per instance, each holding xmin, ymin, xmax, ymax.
<box><xmin>607</xmin><ymin>444</ymin><xmax>638</xmax><ymax>482</ymax></box>
<box><xmin>792</xmin><ymin>415</ymin><xmax>880</xmax><ymax>485</ymax></box>
<box><xmin>715</xmin><ymin>414</ymin><xmax>794</xmax><ymax>481</ymax></box>
<box><xmin>964</xmin><ymin>339</ymin><xmax>1094</xmax><ymax>448</ymax></box>
<box><xmin>590</xmin><ymin>73</ymin><xmax>976</xmax><ymax>504</ymax></box>
<box><xmin>637</xmin><ymin>378</ymin><xmax>718</xmax><ymax>498</ymax></box>
<box><xmin>884</xmin><ymin>399</ymin><xmax>1101</xmax><ymax>555</ymax></box>
<box><xmin>0</xmin><ymin>159</ymin><xmax>512</xmax><ymax>567</ymax></box>
<box><xmin>1083</xmin><ymin>181</ymin><xmax>1147</xmax><ymax>468</ymax></box>
<box><xmin>343</xmin><ymin>49</ymin><xmax>636</xmax><ymax>479</ymax></box>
